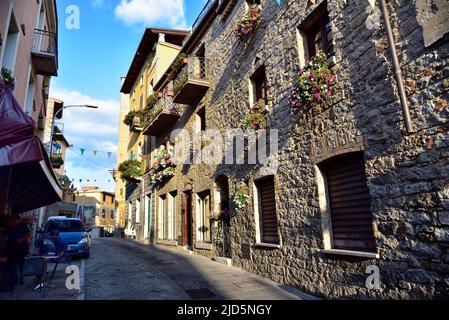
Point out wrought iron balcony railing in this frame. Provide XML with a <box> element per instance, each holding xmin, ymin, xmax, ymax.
<box><xmin>31</xmin><ymin>29</ymin><xmax>58</xmax><ymax>76</ymax></box>
<box><xmin>172</xmin><ymin>56</ymin><xmax>210</xmax><ymax>105</ymax></box>
<box><xmin>142</xmin><ymin>94</ymin><xmax>185</xmax><ymax>136</ymax></box>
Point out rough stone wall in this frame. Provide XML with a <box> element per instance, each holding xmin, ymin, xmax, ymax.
<box><xmin>128</xmin><ymin>0</ymin><xmax>449</xmax><ymax>299</ymax></box>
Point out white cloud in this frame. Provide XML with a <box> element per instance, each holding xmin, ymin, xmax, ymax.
<box><xmin>49</xmin><ymin>86</ymin><xmax>120</xmax><ymax>192</ymax></box>
<box><xmin>114</xmin><ymin>0</ymin><xmax>187</xmax><ymax>29</ymax></box>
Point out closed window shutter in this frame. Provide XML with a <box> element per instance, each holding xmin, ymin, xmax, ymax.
<box><xmin>258</xmin><ymin>177</ymin><xmax>279</xmax><ymax>244</ymax></box>
<box><xmin>324</xmin><ymin>153</ymin><xmax>376</xmax><ymax>252</ymax></box>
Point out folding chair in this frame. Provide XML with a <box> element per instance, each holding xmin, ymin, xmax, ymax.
<box><xmin>17</xmin><ymin>256</ymin><xmax>47</xmax><ymax>294</ymax></box>
<box><xmin>47</xmin><ymin>251</ymin><xmax>73</xmax><ymax>282</ymax></box>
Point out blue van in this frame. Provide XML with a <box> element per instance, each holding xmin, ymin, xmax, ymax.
<box><xmin>37</xmin><ymin>217</ymin><xmax>91</xmax><ymax>258</ymax></box>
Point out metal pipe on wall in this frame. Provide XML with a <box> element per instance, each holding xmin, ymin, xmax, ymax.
<box><xmin>379</xmin><ymin>0</ymin><xmax>414</xmax><ymax>133</ymax></box>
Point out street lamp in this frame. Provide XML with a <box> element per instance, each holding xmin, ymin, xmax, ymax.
<box><xmin>49</xmin><ymin>104</ymin><xmax>99</xmax><ymax>157</ymax></box>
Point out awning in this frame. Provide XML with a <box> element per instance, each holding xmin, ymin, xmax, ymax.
<box><xmin>0</xmin><ymin>82</ymin><xmax>62</xmax><ymax>214</ymax></box>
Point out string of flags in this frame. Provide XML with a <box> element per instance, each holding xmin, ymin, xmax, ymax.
<box><xmin>69</xmin><ymin>145</ymin><xmax>116</xmax><ymax>158</ymax></box>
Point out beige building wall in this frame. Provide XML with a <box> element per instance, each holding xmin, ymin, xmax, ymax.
<box><xmin>115</xmin><ymin>78</ymin><xmax>130</xmax><ymax>228</ymax></box>
<box><xmin>0</xmin><ymin>0</ymin><xmax>57</xmax><ymax>131</ymax></box>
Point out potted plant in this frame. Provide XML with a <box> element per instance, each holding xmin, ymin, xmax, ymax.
<box><xmin>146</xmin><ymin>93</ymin><xmax>159</xmax><ymax>109</ymax></box>
<box><xmin>288</xmin><ymin>51</ymin><xmax>336</xmax><ymax>115</ymax></box>
<box><xmin>50</xmin><ymin>156</ymin><xmax>64</xmax><ymax>168</ymax></box>
<box><xmin>235</xmin><ymin>4</ymin><xmax>262</xmax><ymax>40</ymax></box>
<box><xmin>118</xmin><ymin>160</ymin><xmax>143</xmax><ymax>182</ymax></box>
<box><xmin>124</xmin><ymin>110</ymin><xmax>139</xmax><ymax>126</ymax></box>
<box><xmin>234</xmin><ymin>184</ymin><xmax>250</xmax><ymax>209</ymax></box>
<box><xmin>1</xmin><ymin>67</ymin><xmax>16</xmax><ymax>91</ymax></box>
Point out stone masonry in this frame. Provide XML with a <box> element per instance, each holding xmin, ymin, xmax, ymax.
<box><xmin>125</xmin><ymin>0</ymin><xmax>449</xmax><ymax>299</ymax></box>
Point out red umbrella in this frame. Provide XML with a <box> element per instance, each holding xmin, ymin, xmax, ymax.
<box><xmin>0</xmin><ymin>82</ymin><xmax>62</xmax><ymax>214</ymax></box>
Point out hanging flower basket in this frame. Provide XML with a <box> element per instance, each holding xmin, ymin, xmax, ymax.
<box><xmin>1</xmin><ymin>67</ymin><xmax>16</xmax><ymax>91</ymax></box>
<box><xmin>149</xmin><ymin>148</ymin><xmax>176</xmax><ymax>186</ymax></box>
<box><xmin>239</xmin><ymin>101</ymin><xmax>267</xmax><ymax>144</ymax></box>
<box><xmin>288</xmin><ymin>51</ymin><xmax>336</xmax><ymax>115</ymax></box>
<box><xmin>235</xmin><ymin>5</ymin><xmax>262</xmax><ymax>40</ymax></box>
<box><xmin>118</xmin><ymin>160</ymin><xmax>143</xmax><ymax>182</ymax></box>
<box><xmin>234</xmin><ymin>184</ymin><xmax>250</xmax><ymax>209</ymax></box>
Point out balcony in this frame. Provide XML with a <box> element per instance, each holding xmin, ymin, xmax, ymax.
<box><xmin>173</xmin><ymin>56</ymin><xmax>210</xmax><ymax>105</ymax></box>
<box><xmin>31</xmin><ymin>29</ymin><xmax>58</xmax><ymax>76</ymax></box>
<box><xmin>142</xmin><ymin>95</ymin><xmax>185</xmax><ymax>136</ymax></box>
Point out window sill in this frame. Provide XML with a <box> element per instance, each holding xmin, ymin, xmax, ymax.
<box><xmin>195</xmin><ymin>243</ymin><xmax>213</xmax><ymax>251</ymax></box>
<box><xmin>253</xmin><ymin>243</ymin><xmax>281</xmax><ymax>249</ymax></box>
<box><xmin>156</xmin><ymin>240</ymin><xmax>178</xmax><ymax>247</ymax></box>
<box><xmin>322</xmin><ymin>249</ymin><xmax>379</xmax><ymax>259</ymax></box>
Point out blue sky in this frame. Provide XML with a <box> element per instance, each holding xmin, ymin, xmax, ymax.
<box><xmin>50</xmin><ymin>0</ymin><xmax>207</xmax><ymax>192</ymax></box>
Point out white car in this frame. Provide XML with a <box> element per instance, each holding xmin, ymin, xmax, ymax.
<box><xmin>124</xmin><ymin>225</ymin><xmax>136</xmax><ymax>239</ymax></box>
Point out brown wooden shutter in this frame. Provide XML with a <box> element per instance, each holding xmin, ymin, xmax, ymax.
<box><xmin>324</xmin><ymin>153</ymin><xmax>376</xmax><ymax>252</ymax></box>
<box><xmin>257</xmin><ymin>177</ymin><xmax>279</xmax><ymax>244</ymax></box>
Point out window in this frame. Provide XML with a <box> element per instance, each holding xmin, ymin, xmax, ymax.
<box><xmin>147</xmin><ymin>79</ymin><xmax>154</xmax><ymax>96</ymax></box>
<box><xmin>0</xmin><ymin>8</ymin><xmax>20</xmax><ymax>74</ymax></box>
<box><xmin>168</xmin><ymin>192</ymin><xmax>177</xmax><ymax>241</ymax></box>
<box><xmin>139</xmin><ymin>95</ymin><xmax>143</xmax><ymax>110</ymax></box>
<box><xmin>128</xmin><ymin>203</ymin><xmax>132</xmax><ymax>223</ymax></box>
<box><xmin>299</xmin><ymin>3</ymin><xmax>333</xmax><ymax>61</ymax></box>
<box><xmin>197</xmin><ymin>108</ymin><xmax>206</xmax><ymax>132</ymax></box>
<box><xmin>318</xmin><ymin>152</ymin><xmax>376</xmax><ymax>253</ymax></box>
<box><xmin>196</xmin><ymin>191</ymin><xmax>211</xmax><ymax>243</ymax></box>
<box><xmin>111</xmin><ymin>210</ymin><xmax>114</xmax><ymax>219</ymax></box>
<box><xmin>24</xmin><ymin>68</ymin><xmax>35</xmax><ymax>115</ymax></box>
<box><xmin>103</xmin><ymin>194</ymin><xmax>106</xmax><ymax>202</ymax></box>
<box><xmin>245</xmin><ymin>0</ymin><xmax>261</xmax><ymax>11</ymax></box>
<box><xmin>102</xmin><ymin>209</ymin><xmax>106</xmax><ymax>219</ymax></box>
<box><xmin>136</xmin><ymin>199</ymin><xmax>141</xmax><ymax>224</ymax></box>
<box><xmin>250</xmin><ymin>66</ymin><xmax>267</xmax><ymax>109</ymax></box>
<box><xmin>254</xmin><ymin>177</ymin><xmax>280</xmax><ymax>245</ymax></box>
<box><xmin>158</xmin><ymin>195</ymin><xmax>167</xmax><ymax>240</ymax></box>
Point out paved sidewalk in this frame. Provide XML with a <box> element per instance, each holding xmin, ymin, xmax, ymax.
<box><xmin>0</xmin><ymin>258</ymin><xmax>82</xmax><ymax>300</ymax></box>
<box><xmin>112</xmin><ymin>238</ymin><xmax>317</xmax><ymax>300</ymax></box>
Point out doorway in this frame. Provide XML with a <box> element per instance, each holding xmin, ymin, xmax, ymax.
<box><xmin>215</xmin><ymin>175</ymin><xmax>231</xmax><ymax>258</ymax></box>
<box><xmin>182</xmin><ymin>190</ymin><xmax>193</xmax><ymax>248</ymax></box>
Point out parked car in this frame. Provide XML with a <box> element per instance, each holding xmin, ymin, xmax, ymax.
<box><xmin>37</xmin><ymin>217</ymin><xmax>92</xmax><ymax>259</ymax></box>
<box><xmin>124</xmin><ymin>225</ymin><xmax>136</xmax><ymax>240</ymax></box>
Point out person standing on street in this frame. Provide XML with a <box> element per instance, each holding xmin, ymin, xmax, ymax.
<box><xmin>5</xmin><ymin>215</ymin><xmax>32</xmax><ymax>285</ymax></box>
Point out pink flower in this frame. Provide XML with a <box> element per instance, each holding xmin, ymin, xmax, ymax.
<box><xmin>314</xmin><ymin>93</ymin><xmax>321</xmax><ymax>100</ymax></box>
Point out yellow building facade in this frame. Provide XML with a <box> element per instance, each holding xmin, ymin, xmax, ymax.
<box><xmin>75</xmin><ymin>187</ymin><xmax>115</xmax><ymax>232</ymax></box>
<box><xmin>117</xmin><ymin>29</ymin><xmax>188</xmax><ymax>232</ymax></box>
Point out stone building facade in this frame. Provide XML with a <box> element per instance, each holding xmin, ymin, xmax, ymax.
<box><xmin>124</xmin><ymin>0</ymin><xmax>449</xmax><ymax>299</ymax></box>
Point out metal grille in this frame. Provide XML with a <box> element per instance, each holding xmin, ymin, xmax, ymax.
<box><xmin>32</xmin><ymin>29</ymin><xmax>57</xmax><ymax>55</ymax></box>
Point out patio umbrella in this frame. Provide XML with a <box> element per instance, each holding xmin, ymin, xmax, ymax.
<box><xmin>0</xmin><ymin>82</ymin><xmax>62</xmax><ymax>214</ymax></box>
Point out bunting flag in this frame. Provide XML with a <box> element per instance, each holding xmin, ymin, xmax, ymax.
<box><xmin>276</xmin><ymin>0</ymin><xmax>281</xmax><ymax>5</ymax></box>
<box><xmin>107</xmin><ymin>152</ymin><xmax>112</xmax><ymax>159</ymax></box>
<box><xmin>80</xmin><ymin>148</ymin><xmax>85</xmax><ymax>155</ymax></box>
<box><xmin>369</xmin><ymin>0</ymin><xmax>376</xmax><ymax>8</ymax></box>
<box><xmin>93</xmin><ymin>150</ymin><xmax>98</xmax><ymax>157</ymax></box>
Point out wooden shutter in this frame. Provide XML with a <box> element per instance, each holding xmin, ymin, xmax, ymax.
<box><xmin>257</xmin><ymin>177</ymin><xmax>279</xmax><ymax>244</ymax></box>
<box><xmin>324</xmin><ymin>153</ymin><xmax>376</xmax><ymax>252</ymax></box>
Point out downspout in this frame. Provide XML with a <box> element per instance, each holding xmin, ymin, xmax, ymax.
<box><xmin>379</xmin><ymin>0</ymin><xmax>414</xmax><ymax>133</ymax></box>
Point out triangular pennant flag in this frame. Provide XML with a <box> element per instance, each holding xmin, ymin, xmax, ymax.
<box><xmin>369</xmin><ymin>0</ymin><xmax>376</xmax><ymax>8</ymax></box>
<box><xmin>80</xmin><ymin>148</ymin><xmax>85</xmax><ymax>155</ymax></box>
<box><xmin>93</xmin><ymin>150</ymin><xmax>98</xmax><ymax>157</ymax></box>
<box><xmin>276</xmin><ymin>0</ymin><xmax>281</xmax><ymax>5</ymax></box>
<box><xmin>107</xmin><ymin>152</ymin><xmax>112</xmax><ymax>158</ymax></box>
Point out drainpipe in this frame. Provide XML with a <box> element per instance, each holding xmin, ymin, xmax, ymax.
<box><xmin>379</xmin><ymin>0</ymin><xmax>414</xmax><ymax>133</ymax></box>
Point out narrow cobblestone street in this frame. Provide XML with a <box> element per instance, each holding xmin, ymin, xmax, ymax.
<box><xmin>83</xmin><ymin>238</ymin><xmax>314</xmax><ymax>300</ymax></box>
<box><xmin>1</xmin><ymin>238</ymin><xmax>315</xmax><ymax>300</ymax></box>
